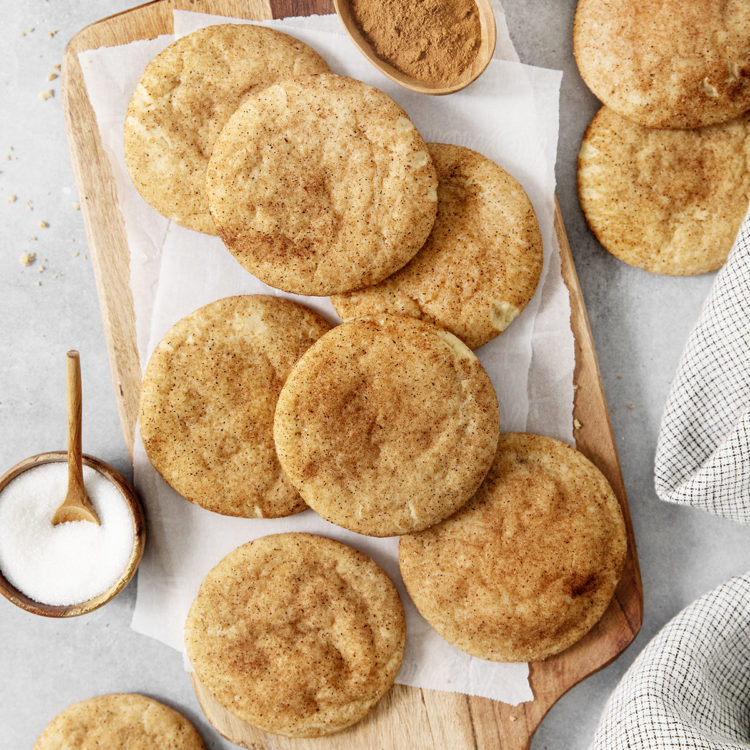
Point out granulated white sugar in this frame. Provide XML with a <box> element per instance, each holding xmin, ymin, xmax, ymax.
<box><xmin>0</xmin><ymin>463</ymin><xmax>135</xmax><ymax>605</ymax></box>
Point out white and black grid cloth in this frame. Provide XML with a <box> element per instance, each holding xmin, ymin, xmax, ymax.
<box><xmin>591</xmin><ymin>573</ymin><xmax>750</xmax><ymax>749</ymax></box>
<box><xmin>591</xmin><ymin>206</ymin><xmax>750</xmax><ymax>749</ymax></box>
<box><xmin>654</xmin><ymin>205</ymin><xmax>750</xmax><ymax>523</ymax></box>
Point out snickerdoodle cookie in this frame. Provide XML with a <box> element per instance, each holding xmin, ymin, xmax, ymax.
<box><xmin>273</xmin><ymin>314</ymin><xmax>499</xmax><ymax>536</ymax></box>
<box><xmin>124</xmin><ymin>24</ymin><xmax>329</xmax><ymax>233</ymax></box>
<box><xmin>578</xmin><ymin>107</ymin><xmax>750</xmax><ymax>275</ymax></box>
<box><xmin>399</xmin><ymin>432</ymin><xmax>627</xmax><ymax>662</ymax></box>
<box><xmin>573</xmin><ymin>0</ymin><xmax>750</xmax><ymax>129</ymax></box>
<box><xmin>184</xmin><ymin>533</ymin><xmax>406</xmax><ymax>737</ymax></box>
<box><xmin>34</xmin><ymin>694</ymin><xmax>205</xmax><ymax>749</ymax></box>
<box><xmin>139</xmin><ymin>295</ymin><xmax>331</xmax><ymax>517</ymax></box>
<box><xmin>332</xmin><ymin>143</ymin><xmax>542</xmax><ymax>349</ymax></box>
<box><xmin>206</xmin><ymin>74</ymin><xmax>438</xmax><ymax>295</ymax></box>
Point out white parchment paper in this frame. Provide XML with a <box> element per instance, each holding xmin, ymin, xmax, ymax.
<box><xmin>78</xmin><ymin>7</ymin><xmax>571</xmax><ymax>705</ymax></box>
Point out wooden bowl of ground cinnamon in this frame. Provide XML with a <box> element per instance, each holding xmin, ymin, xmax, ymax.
<box><xmin>334</xmin><ymin>0</ymin><xmax>497</xmax><ymax>95</ymax></box>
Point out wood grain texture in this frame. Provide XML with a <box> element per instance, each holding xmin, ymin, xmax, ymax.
<box><xmin>62</xmin><ymin>3</ymin><xmax>643</xmax><ymax>747</ymax></box>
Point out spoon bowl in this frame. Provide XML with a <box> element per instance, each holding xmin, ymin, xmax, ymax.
<box><xmin>0</xmin><ymin>452</ymin><xmax>145</xmax><ymax>617</ymax></box>
<box><xmin>333</xmin><ymin>0</ymin><xmax>497</xmax><ymax>95</ymax></box>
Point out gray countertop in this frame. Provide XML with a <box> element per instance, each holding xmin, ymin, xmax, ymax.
<box><xmin>1</xmin><ymin>2</ymin><xmax>748</xmax><ymax>748</ymax></box>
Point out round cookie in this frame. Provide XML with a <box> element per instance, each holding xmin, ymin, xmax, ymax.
<box><xmin>273</xmin><ymin>314</ymin><xmax>499</xmax><ymax>536</ymax></box>
<box><xmin>578</xmin><ymin>107</ymin><xmax>750</xmax><ymax>275</ymax></box>
<box><xmin>124</xmin><ymin>24</ymin><xmax>330</xmax><ymax>233</ymax></box>
<box><xmin>185</xmin><ymin>533</ymin><xmax>406</xmax><ymax>737</ymax></box>
<box><xmin>206</xmin><ymin>74</ymin><xmax>438</xmax><ymax>295</ymax></box>
<box><xmin>139</xmin><ymin>295</ymin><xmax>331</xmax><ymax>517</ymax></box>
<box><xmin>573</xmin><ymin>0</ymin><xmax>750</xmax><ymax>129</ymax></box>
<box><xmin>34</xmin><ymin>693</ymin><xmax>205</xmax><ymax>749</ymax></box>
<box><xmin>399</xmin><ymin>432</ymin><xmax>627</xmax><ymax>662</ymax></box>
<box><xmin>332</xmin><ymin>143</ymin><xmax>543</xmax><ymax>350</ymax></box>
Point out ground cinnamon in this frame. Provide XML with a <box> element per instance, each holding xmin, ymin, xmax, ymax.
<box><xmin>350</xmin><ymin>0</ymin><xmax>482</xmax><ymax>85</ymax></box>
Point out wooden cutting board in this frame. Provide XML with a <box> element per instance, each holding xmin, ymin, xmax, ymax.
<box><xmin>62</xmin><ymin>2</ymin><xmax>643</xmax><ymax>748</ymax></box>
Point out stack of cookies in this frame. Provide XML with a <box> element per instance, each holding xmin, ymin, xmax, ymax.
<box><xmin>127</xmin><ymin>23</ymin><xmax>627</xmax><ymax>740</ymax></box>
<box><xmin>573</xmin><ymin>0</ymin><xmax>750</xmax><ymax>275</ymax></box>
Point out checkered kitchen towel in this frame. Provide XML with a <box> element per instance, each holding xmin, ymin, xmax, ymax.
<box><xmin>590</xmin><ymin>208</ymin><xmax>750</xmax><ymax>748</ymax></box>
<box><xmin>654</xmin><ymin>204</ymin><xmax>750</xmax><ymax>523</ymax></box>
<box><xmin>591</xmin><ymin>573</ymin><xmax>750</xmax><ymax>749</ymax></box>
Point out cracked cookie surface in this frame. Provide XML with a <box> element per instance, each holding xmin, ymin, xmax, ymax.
<box><xmin>573</xmin><ymin>0</ymin><xmax>750</xmax><ymax>129</ymax></box>
<box><xmin>34</xmin><ymin>694</ymin><xmax>205</xmax><ymax>749</ymax></box>
<box><xmin>273</xmin><ymin>314</ymin><xmax>499</xmax><ymax>536</ymax></box>
<box><xmin>332</xmin><ymin>143</ymin><xmax>542</xmax><ymax>349</ymax></box>
<box><xmin>184</xmin><ymin>533</ymin><xmax>405</xmax><ymax>737</ymax></box>
<box><xmin>139</xmin><ymin>295</ymin><xmax>331</xmax><ymax>517</ymax></box>
<box><xmin>206</xmin><ymin>74</ymin><xmax>438</xmax><ymax>295</ymax></box>
<box><xmin>124</xmin><ymin>24</ymin><xmax>329</xmax><ymax>234</ymax></box>
<box><xmin>578</xmin><ymin>106</ymin><xmax>750</xmax><ymax>275</ymax></box>
<box><xmin>399</xmin><ymin>432</ymin><xmax>627</xmax><ymax>662</ymax></box>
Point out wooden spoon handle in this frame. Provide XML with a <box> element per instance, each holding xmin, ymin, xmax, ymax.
<box><xmin>66</xmin><ymin>350</ymin><xmax>85</xmax><ymax>499</ymax></box>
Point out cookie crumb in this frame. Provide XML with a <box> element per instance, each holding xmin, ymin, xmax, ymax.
<box><xmin>73</xmin><ymin>202</ymin><xmax>80</xmax><ymax>210</ymax></box>
<box><xmin>572</xmin><ymin>382</ymin><xmax>580</xmax><ymax>392</ymax></box>
<box><xmin>28</xmin><ymin>27</ymin><xmax>35</xmax><ymax>33</ymax></box>
<box><xmin>19</xmin><ymin>32</ymin><xmax>26</xmax><ymax>37</ymax></box>
<box><xmin>72</xmin><ymin>251</ymin><xmax>79</xmax><ymax>257</ymax></box>
<box><xmin>626</xmin><ymin>403</ymin><xmax>634</xmax><ymax>410</ymax></box>
<box><xmin>48</xmin><ymin>29</ymin><xmax>58</xmax><ymax>38</ymax></box>
<box><xmin>48</xmin><ymin>73</ymin><xmax>58</xmax><ymax>81</ymax></box>
<box><xmin>38</xmin><ymin>221</ymin><xmax>48</xmax><ymax>228</ymax></box>
<box><xmin>53</xmin><ymin>63</ymin><xmax>61</xmax><ymax>71</ymax></box>
<box><xmin>616</xmin><ymin>375</ymin><xmax>622</xmax><ymax>380</ymax></box>
<box><xmin>573</xmin><ymin>418</ymin><xmax>583</xmax><ymax>430</ymax></box>
<box><xmin>509</xmin><ymin>716</ymin><xmax>517</xmax><ymax>723</ymax></box>
<box><xmin>37</xmin><ymin>266</ymin><xmax>45</xmax><ymax>274</ymax></box>
<box><xmin>19</xmin><ymin>252</ymin><xmax>36</xmax><ymax>267</ymax></box>
<box><xmin>7</xmin><ymin>195</ymin><xmax>16</xmax><ymax>203</ymax></box>
<box><xmin>35</xmin><ymin>280</ymin><xmax>42</xmax><ymax>287</ymax></box>
<box><xmin>39</xmin><ymin>90</ymin><xmax>54</xmax><ymax>101</ymax></box>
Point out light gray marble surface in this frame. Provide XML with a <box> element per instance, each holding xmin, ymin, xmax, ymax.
<box><xmin>1</xmin><ymin>2</ymin><xmax>748</xmax><ymax>749</ymax></box>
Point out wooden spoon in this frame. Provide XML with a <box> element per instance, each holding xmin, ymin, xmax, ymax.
<box><xmin>51</xmin><ymin>351</ymin><xmax>100</xmax><ymax>526</ymax></box>
<box><xmin>333</xmin><ymin>0</ymin><xmax>497</xmax><ymax>95</ymax></box>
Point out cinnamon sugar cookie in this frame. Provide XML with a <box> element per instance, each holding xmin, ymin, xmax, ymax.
<box><xmin>185</xmin><ymin>533</ymin><xmax>405</xmax><ymax>737</ymax></box>
<box><xmin>332</xmin><ymin>143</ymin><xmax>542</xmax><ymax>349</ymax></box>
<box><xmin>399</xmin><ymin>432</ymin><xmax>627</xmax><ymax>662</ymax></box>
<box><xmin>206</xmin><ymin>74</ymin><xmax>438</xmax><ymax>295</ymax></box>
<box><xmin>139</xmin><ymin>295</ymin><xmax>331</xmax><ymax>517</ymax></box>
<box><xmin>34</xmin><ymin>694</ymin><xmax>205</xmax><ymax>749</ymax></box>
<box><xmin>578</xmin><ymin>107</ymin><xmax>750</xmax><ymax>275</ymax></box>
<box><xmin>273</xmin><ymin>314</ymin><xmax>499</xmax><ymax>536</ymax></box>
<box><xmin>124</xmin><ymin>24</ymin><xmax>329</xmax><ymax>233</ymax></box>
<box><xmin>574</xmin><ymin>0</ymin><xmax>750</xmax><ymax>129</ymax></box>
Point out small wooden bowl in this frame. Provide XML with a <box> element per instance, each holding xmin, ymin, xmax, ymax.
<box><xmin>333</xmin><ymin>0</ymin><xmax>497</xmax><ymax>95</ymax></box>
<box><xmin>0</xmin><ymin>451</ymin><xmax>146</xmax><ymax>617</ymax></box>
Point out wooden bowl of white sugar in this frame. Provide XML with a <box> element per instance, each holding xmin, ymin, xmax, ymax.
<box><xmin>0</xmin><ymin>452</ymin><xmax>145</xmax><ymax>617</ymax></box>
